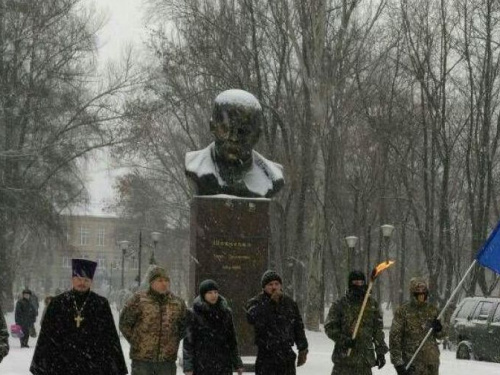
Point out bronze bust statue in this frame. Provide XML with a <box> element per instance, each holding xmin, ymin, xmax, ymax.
<box><xmin>185</xmin><ymin>89</ymin><xmax>284</xmax><ymax>198</ymax></box>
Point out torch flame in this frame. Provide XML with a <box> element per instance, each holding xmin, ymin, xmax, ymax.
<box><xmin>370</xmin><ymin>260</ymin><xmax>395</xmax><ymax>281</ymax></box>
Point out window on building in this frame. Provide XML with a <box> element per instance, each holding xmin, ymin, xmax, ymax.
<box><xmin>130</xmin><ymin>257</ymin><xmax>139</xmax><ymax>270</ymax></box>
<box><xmin>80</xmin><ymin>227</ymin><xmax>90</xmax><ymax>245</ymax></box>
<box><xmin>62</xmin><ymin>256</ymin><xmax>71</xmax><ymax>268</ymax></box>
<box><xmin>97</xmin><ymin>228</ymin><xmax>105</xmax><ymax>246</ymax></box>
<box><xmin>110</xmin><ymin>259</ymin><xmax>120</xmax><ymax>270</ymax></box>
<box><xmin>97</xmin><ymin>255</ymin><xmax>106</xmax><ymax>269</ymax></box>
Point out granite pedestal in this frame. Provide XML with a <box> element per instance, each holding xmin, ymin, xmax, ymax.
<box><xmin>189</xmin><ymin>195</ymin><xmax>274</xmax><ymax>365</ymax></box>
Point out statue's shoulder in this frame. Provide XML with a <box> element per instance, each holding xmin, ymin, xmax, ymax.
<box><xmin>185</xmin><ymin>143</ymin><xmax>217</xmax><ymax>178</ymax></box>
<box><xmin>247</xmin><ymin>151</ymin><xmax>284</xmax><ymax>197</ymax></box>
<box><xmin>252</xmin><ymin>150</ymin><xmax>284</xmax><ymax>183</ymax></box>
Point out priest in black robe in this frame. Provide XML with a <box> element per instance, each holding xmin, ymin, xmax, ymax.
<box><xmin>30</xmin><ymin>258</ymin><xmax>128</xmax><ymax>375</ymax></box>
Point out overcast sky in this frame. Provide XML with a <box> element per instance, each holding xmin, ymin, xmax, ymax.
<box><xmin>92</xmin><ymin>0</ymin><xmax>147</xmax><ymax>62</ymax></box>
<box><xmin>81</xmin><ymin>0</ymin><xmax>146</xmax><ymax>215</ymax></box>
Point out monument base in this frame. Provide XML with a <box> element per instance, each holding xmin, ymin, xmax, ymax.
<box><xmin>190</xmin><ymin>195</ymin><xmax>273</xmax><ymax>358</ymax></box>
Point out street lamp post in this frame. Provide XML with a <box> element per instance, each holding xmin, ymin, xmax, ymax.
<box><xmin>119</xmin><ymin>240</ymin><xmax>130</xmax><ymax>289</ymax></box>
<box><xmin>377</xmin><ymin>224</ymin><xmax>395</xmax><ymax>303</ymax></box>
<box><xmin>345</xmin><ymin>236</ymin><xmax>359</xmax><ymax>273</ymax></box>
<box><xmin>381</xmin><ymin>224</ymin><xmax>395</xmax><ymax>256</ymax></box>
<box><xmin>137</xmin><ymin>231</ymin><xmax>142</xmax><ymax>284</ymax></box>
<box><xmin>150</xmin><ymin>231</ymin><xmax>162</xmax><ymax>265</ymax></box>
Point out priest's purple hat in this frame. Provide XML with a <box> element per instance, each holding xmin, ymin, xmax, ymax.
<box><xmin>72</xmin><ymin>258</ymin><xmax>97</xmax><ymax>279</ymax></box>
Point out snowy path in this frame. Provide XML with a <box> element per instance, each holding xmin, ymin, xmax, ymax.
<box><xmin>2</xmin><ymin>309</ymin><xmax>500</xmax><ymax>374</ymax></box>
<box><xmin>2</xmin><ymin>327</ymin><xmax>500</xmax><ymax>374</ymax></box>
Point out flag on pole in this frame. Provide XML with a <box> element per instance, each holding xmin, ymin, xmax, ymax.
<box><xmin>476</xmin><ymin>220</ymin><xmax>500</xmax><ymax>274</ymax></box>
<box><xmin>407</xmin><ymin>220</ymin><xmax>500</xmax><ymax>370</ymax></box>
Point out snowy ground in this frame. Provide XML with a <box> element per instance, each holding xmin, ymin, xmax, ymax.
<box><xmin>1</xmin><ymin>307</ymin><xmax>500</xmax><ymax>374</ymax></box>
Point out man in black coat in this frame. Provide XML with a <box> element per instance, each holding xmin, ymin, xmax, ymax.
<box><xmin>246</xmin><ymin>270</ymin><xmax>309</xmax><ymax>375</ymax></box>
<box><xmin>30</xmin><ymin>259</ymin><xmax>128</xmax><ymax>375</ymax></box>
<box><xmin>15</xmin><ymin>289</ymin><xmax>37</xmax><ymax>348</ymax></box>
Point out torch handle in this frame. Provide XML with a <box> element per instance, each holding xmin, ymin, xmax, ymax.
<box><xmin>347</xmin><ymin>281</ymin><xmax>374</xmax><ymax>357</ymax></box>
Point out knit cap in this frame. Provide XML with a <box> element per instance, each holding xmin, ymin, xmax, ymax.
<box><xmin>148</xmin><ymin>266</ymin><xmax>170</xmax><ymax>284</ymax></box>
<box><xmin>199</xmin><ymin>279</ymin><xmax>219</xmax><ymax>297</ymax></box>
<box><xmin>261</xmin><ymin>270</ymin><xmax>282</xmax><ymax>288</ymax></box>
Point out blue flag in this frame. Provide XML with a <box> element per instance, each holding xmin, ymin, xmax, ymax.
<box><xmin>476</xmin><ymin>221</ymin><xmax>500</xmax><ymax>274</ymax></box>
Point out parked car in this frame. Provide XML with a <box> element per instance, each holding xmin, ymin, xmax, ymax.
<box><xmin>448</xmin><ymin>296</ymin><xmax>500</xmax><ymax>362</ymax></box>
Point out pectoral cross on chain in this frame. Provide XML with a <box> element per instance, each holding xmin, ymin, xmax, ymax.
<box><xmin>75</xmin><ymin>314</ymin><xmax>84</xmax><ymax>328</ymax></box>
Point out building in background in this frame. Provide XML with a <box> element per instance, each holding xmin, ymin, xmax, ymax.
<box><xmin>16</xmin><ymin>214</ymin><xmax>189</xmax><ymax>301</ymax></box>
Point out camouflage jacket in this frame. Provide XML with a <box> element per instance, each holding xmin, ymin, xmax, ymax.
<box><xmin>0</xmin><ymin>305</ymin><xmax>9</xmax><ymax>363</ymax></box>
<box><xmin>119</xmin><ymin>289</ymin><xmax>188</xmax><ymax>362</ymax></box>
<box><xmin>389</xmin><ymin>300</ymin><xmax>446</xmax><ymax>367</ymax></box>
<box><xmin>324</xmin><ymin>293</ymin><xmax>388</xmax><ymax>368</ymax></box>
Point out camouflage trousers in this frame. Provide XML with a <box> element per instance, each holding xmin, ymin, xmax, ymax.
<box><xmin>331</xmin><ymin>364</ymin><xmax>372</xmax><ymax>375</ymax></box>
<box><xmin>412</xmin><ymin>362</ymin><xmax>439</xmax><ymax>375</ymax></box>
<box><xmin>131</xmin><ymin>360</ymin><xmax>177</xmax><ymax>375</ymax></box>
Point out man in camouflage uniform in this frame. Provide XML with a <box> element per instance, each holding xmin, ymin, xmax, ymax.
<box><xmin>120</xmin><ymin>266</ymin><xmax>188</xmax><ymax>375</ymax></box>
<box><xmin>325</xmin><ymin>270</ymin><xmax>388</xmax><ymax>375</ymax></box>
<box><xmin>390</xmin><ymin>277</ymin><xmax>445</xmax><ymax>375</ymax></box>
<box><xmin>0</xmin><ymin>304</ymin><xmax>9</xmax><ymax>363</ymax></box>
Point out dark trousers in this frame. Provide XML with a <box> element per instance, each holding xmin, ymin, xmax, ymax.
<box><xmin>131</xmin><ymin>360</ymin><xmax>177</xmax><ymax>375</ymax></box>
<box><xmin>255</xmin><ymin>349</ymin><xmax>296</xmax><ymax>375</ymax></box>
<box><xmin>20</xmin><ymin>325</ymin><xmax>30</xmax><ymax>347</ymax></box>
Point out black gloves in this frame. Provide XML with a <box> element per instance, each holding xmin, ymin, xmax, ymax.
<box><xmin>344</xmin><ymin>337</ymin><xmax>356</xmax><ymax>348</ymax></box>
<box><xmin>395</xmin><ymin>365</ymin><xmax>407</xmax><ymax>375</ymax></box>
<box><xmin>375</xmin><ymin>354</ymin><xmax>385</xmax><ymax>369</ymax></box>
<box><xmin>431</xmin><ymin>318</ymin><xmax>443</xmax><ymax>333</ymax></box>
<box><xmin>376</xmin><ymin>354</ymin><xmax>386</xmax><ymax>369</ymax></box>
<box><xmin>395</xmin><ymin>364</ymin><xmax>414</xmax><ymax>375</ymax></box>
<box><xmin>297</xmin><ymin>349</ymin><xmax>308</xmax><ymax>366</ymax></box>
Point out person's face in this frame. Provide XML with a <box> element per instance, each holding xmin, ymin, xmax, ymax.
<box><xmin>23</xmin><ymin>293</ymin><xmax>30</xmax><ymax>300</ymax></box>
<box><xmin>412</xmin><ymin>284</ymin><xmax>428</xmax><ymax>303</ymax></box>
<box><xmin>211</xmin><ymin>106</ymin><xmax>260</xmax><ymax>164</ymax></box>
<box><xmin>151</xmin><ymin>277</ymin><xmax>170</xmax><ymax>294</ymax></box>
<box><xmin>263</xmin><ymin>280</ymin><xmax>282</xmax><ymax>295</ymax></box>
<box><xmin>204</xmin><ymin>290</ymin><xmax>219</xmax><ymax>305</ymax></box>
<box><xmin>72</xmin><ymin>276</ymin><xmax>92</xmax><ymax>292</ymax></box>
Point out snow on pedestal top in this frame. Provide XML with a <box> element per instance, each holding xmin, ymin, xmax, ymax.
<box><xmin>214</xmin><ymin>89</ymin><xmax>262</xmax><ymax>110</ymax></box>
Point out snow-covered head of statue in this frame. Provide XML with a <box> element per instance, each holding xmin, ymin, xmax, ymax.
<box><xmin>210</xmin><ymin>89</ymin><xmax>262</xmax><ymax>168</ymax></box>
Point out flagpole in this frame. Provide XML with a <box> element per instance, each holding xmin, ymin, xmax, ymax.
<box><xmin>405</xmin><ymin>259</ymin><xmax>478</xmax><ymax>370</ymax></box>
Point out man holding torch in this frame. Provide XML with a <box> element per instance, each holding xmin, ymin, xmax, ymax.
<box><xmin>325</xmin><ymin>269</ymin><xmax>389</xmax><ymax>375</ymax></box>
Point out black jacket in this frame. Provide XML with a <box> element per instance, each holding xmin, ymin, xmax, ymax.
<box><xmin>0</xmin><ymin>304</ymin><xmax>9</xmax><ymax>362</ymax></box>
<box><xmin>30</xmin><ymin>290</ymin><xmax>127</xmax><ymax>375</ymax></box>
<box><xmin>246</xmin><ymin>292</ymin><xmax>308</xmax><ymax>361</ymax></box>
<box><xmin>183</xmin><ymin>295</ymin><xmax>243</xmax><ymax>375</ymax></box>
<box><xmin>15</xmin><ymin>298</ymin><xmax>36</xmax><ymax>329</ymax></box>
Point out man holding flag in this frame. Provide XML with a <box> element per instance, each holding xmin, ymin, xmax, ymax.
<box><xmin>391</xmin><ymin>220</ymin><xmax>500</xmax><ymax>374</ymax></box>
<box><xmin>389</xmin><ymin>277</ymin><xmax>445</xmax><ymax>375</ymax></box>
<box><xmin>325</xmin><ymin>270</ymin><xmax>388</xmax><ymax>375</ymax></box>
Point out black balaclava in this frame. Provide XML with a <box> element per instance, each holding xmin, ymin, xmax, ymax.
<box><xmin>348</xmin><ymin>270</ymin><xmax>367</xmax><ymax>300</ymax></box>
